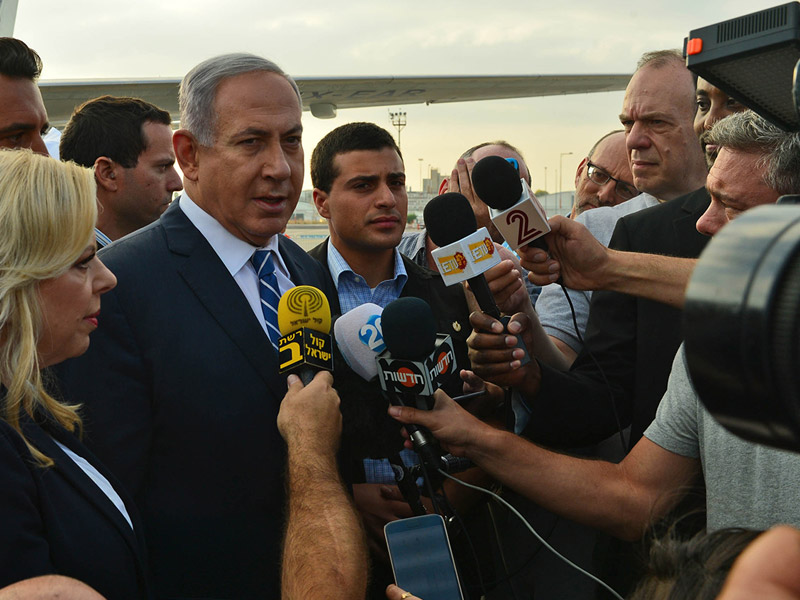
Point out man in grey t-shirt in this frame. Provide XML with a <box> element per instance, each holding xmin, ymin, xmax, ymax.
<box><xmin>645</xmin><ymin>346</ymin><xmax>800</xmax><ymax>531</ymax></box>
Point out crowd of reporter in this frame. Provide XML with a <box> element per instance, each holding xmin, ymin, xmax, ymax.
<box><xmin>2</xmin><ymin>23</ymin><xmax>800</xmax><ymax>600</ymax></box>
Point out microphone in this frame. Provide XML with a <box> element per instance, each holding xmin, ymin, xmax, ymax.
<box><xmin>424</xmin><ymin>192</ymin><xmax>531</xmax><ymax>365</ymax></box>
<box><xmin>471</xmin><ymin>155</ymin><xmax>551</xmax><ymax>251</ymax></box>
<box><xmin>376</xmin><ymin>297</ymin><xmax>457</xmax><ymax>466</ymax></box>
<box><xmin>277</xmin><ymin>285</ymin><xmax>334</xmax><ymax>385</ymax></box>
<box><xmin>424</xmin><ymin>192</ymin><xmax>503</xmax><ymax>320</ymax></box>
<box><xmin>333</xmin><ymin>302</ymin><xmax>385</xmax><ymax>381</ymax></box>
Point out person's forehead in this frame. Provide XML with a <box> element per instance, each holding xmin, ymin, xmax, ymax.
<box><xmin>139</xmin><ymin>121</ymin><xmax>174</xmax><ymax>153</ymax></box>
<box><xmin>470</xmin><ymin>145</ymin><xmax>529</xmax><ymax>176</ymax></box>
<box><xmin>212</xmin><ymin>71</ymin><xmax>301</xmax><ymax>128</ymax></box>
<box><xmin>332</xmin><ymin>147</ymin><xmax>404</xmax><ymax>180</ymax></box>
<box><xmin>623</xmin><ymin>63</ymin><xmax>693</xmax><ymax>117</ymax></box>
<box><xmin>590</xmin><ymin>134</ymin><xmax>629</xmax><ymax>176</ymax></box>
<box><xmin>0</xmin><ymin>75</ymin><xmax>48</xmax><ymax>127</ymax></box>
<box><xmin>696</xmin><ymin>77</ymin><xmax>726</xmax><ymax>99</ymax></box>
<box><xmin>707</xmin><ymin>148</ymin><xmax>770</xmax><ymax>204</ymax></box>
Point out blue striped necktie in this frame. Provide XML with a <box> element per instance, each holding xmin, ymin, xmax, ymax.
<box><xmin>251</xmin><ymin>250</ymin><xmax>281</xmax><ymax>351</ymax></box>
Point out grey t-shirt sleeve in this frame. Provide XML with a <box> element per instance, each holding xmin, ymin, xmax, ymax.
<box><xmin>643</xmin><ymin>345</ymin><xmax>701</xmax><ymax>459</ymax></box>
<box><xmin>537</xmin><ymin>285</ymin><xmax>590</xmax><ymax>353</ymax></box>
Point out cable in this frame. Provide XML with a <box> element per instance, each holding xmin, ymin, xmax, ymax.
<box><xmin>560</xmin><ymin>284</ymin><xmax>628</xmax><ymax>452</ymax></box>
<box><xmin>438</xmin><ymin>469</ymin><xmax>625</xmax><ymax>600</ymax></box>
<box><xmin>438</xmin><ymin>483</ymin><xmax>488</xmax><ymax>598</ymax></box>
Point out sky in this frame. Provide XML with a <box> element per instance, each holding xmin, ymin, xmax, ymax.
<box><xmin>13</xmin><ymin>0</ymin><xmax>787</xmax><ymax>192</ymax></box>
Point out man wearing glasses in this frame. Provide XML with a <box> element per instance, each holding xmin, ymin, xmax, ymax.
<box><xmin>539</xmin><ymin>128</ymin><xmax>650</xmax><ymax>364</ymax></box>
<box><xmin>570</xmin><ymin>130</ymin><xmax>637</xmax><ymax>219</ymax></box>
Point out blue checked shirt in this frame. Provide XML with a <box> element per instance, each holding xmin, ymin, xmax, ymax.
<box><xmin>326</xmin><ymin>243</ymin><xmax>420</xmax><ymax>484</ymax></box>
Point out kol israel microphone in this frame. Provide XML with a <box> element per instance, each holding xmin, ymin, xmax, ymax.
<box><xmin>277</xmin><ymin>285</ymin><xmax>333</xmax><ymax>385</ymax></box>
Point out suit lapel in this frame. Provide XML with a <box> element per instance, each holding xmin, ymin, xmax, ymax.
<box><xmin>161</xmin><ymin>202</ymin><xmax>286</xmax><ymax>400</ymax></box>
<box><xmin>671</xmin><ymin>187</ymin><xmax>711</xmax><ymax>256</ymax></box>
<box><xmin>24</xmin><ymin>421</ymin><xmax>147</xmax><ymax>571</ymax></box>
<box><xmin>304</xmin><ymin>238</ymin><xmax>341</xmax><ymax>315</ymax></box>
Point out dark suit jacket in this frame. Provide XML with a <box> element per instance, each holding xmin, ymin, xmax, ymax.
<box><xmin>524</xmin><ymin>188</ymin><xmax>711</xmax><ymax>449</ymax></box>
<box><xmin>308</xmin><ymin>240</ymin><xmax>471</xmax><ymax>467</ymax></box>
<box><xmin>0</xmin><ymin>413</ymin><xmax>151</xmax><ymax>599</ymax></box>
<box><xmin>55</xmin><ymin>201</ymin><xmax>335</xmax><ymax>599</ymax></box>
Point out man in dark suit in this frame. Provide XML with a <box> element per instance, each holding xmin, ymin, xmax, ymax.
<box><xmin>56</xmin><ymin>53</ymin><xmax>335</xmax><ymax>598</ymax></box>
<box><xmin>59</xmin><ymin>96</ymin><xmax>183</xmax><ymax>247</ymax></box>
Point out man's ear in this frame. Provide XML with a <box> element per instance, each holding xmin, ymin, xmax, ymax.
<box><xmin>575</xmin><ymin>157</ymin><xmax>589</xmax><ymax>188</ymax></box>
<box><xmin>313</xmin><ymin>188</ymin><xmax>331</xmax><ymax>219</ymax></box>
<box><xmin>94</xmin><ymin>157</ymin><xmax>118</xmax><ymax>192</ymax></box>
<box><xmin>173</xmin><ymin>129</ymin><xmax>201</xmax><ymax>182</ymax></box>
<box><xmin>438</xmin><ymin>178</ymin><xmax>449</xmax><ymax>195</ymax></box>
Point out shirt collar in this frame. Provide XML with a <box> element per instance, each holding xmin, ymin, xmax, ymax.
<box><xmin>326</xmin><ymin>241</ymin><xmax>407</xmax><ymax>290</ymax></box>
<box><xmin>95</xmin><ymin>228</ymin><xmax>113</xmax><ymax>248</ymax></box>
<box><xmin>178</xmin><ymin>192</ymin><xmax>284</xmax><ymax>277</ymax></box>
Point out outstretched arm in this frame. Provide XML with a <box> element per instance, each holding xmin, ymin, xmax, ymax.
<box><xmin>278</xmin><ymin>372</ymin><xmax>367</xmax><ymax>600</ymax></box>
<box><xmin>389</xmin><ymin>390</ymin><xmax>700</xmax><ymax>541</ymax></box>
<box><xmin>521</xmin><ymin>216</ymin><xmax>697</xmax><ymax>308</ymax></box>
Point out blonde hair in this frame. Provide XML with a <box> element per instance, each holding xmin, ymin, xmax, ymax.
<box><xmin>0</xmin><ymin>149</ymin><xmax>97</xmax><ymax>466</ymax></box>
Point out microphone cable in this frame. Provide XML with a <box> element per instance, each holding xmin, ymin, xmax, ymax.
<box><xmin>439</xmin><ymin>469</ymin><xmax>625</xmax><ymax>600</ymax></box>
<box><xmin>559</xmin><ymin>283</ymin><xmax>629</xmax><ymax>453</ymax></box>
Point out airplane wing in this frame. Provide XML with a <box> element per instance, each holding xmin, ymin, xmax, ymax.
<box><xmin>39</xmin><ymin>74</ymin><xmax>630</xmax><ymax>127</ymax></box>
<box><xmin>0</xmin><ymin>0</ymin><xmax>19</xmax><ymax>36</ymax></box>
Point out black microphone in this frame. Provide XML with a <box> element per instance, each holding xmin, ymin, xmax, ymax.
<box><xmin>424</xmin><ymin>192</ymin><xmax>531</xmax><ymax>365</ymax></box>
<box><xmin>424</xmin><ymin>192</ymin><xmax>503</xmax><ymax>320</ymax></box>
<box><xmin>376</xmin><ymin>298</ymin><xmax>457</xmax><ymax>468</ymax></box>
<box><xmin>471</xmin><ymin>155</ymin><xmax>551</xmax><ymax>251</ymax></box>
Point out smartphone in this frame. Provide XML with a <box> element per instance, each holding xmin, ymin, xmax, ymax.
<box><xmin>384</xmin><ymin>514</ymin><xmax>464</xmax><ymax>600</ymax></box>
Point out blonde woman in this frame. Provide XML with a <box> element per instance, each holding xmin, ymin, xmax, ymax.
<box><xmin>0</xmin><ymin>150</ymin><xmax>151</xmax><ymax>599</ymax></box>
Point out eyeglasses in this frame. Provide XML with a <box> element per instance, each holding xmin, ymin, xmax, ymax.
<box><xmin>586</xmin><ymin>161</ymin><xmax>638</xmax><ymax>201</ymax></box>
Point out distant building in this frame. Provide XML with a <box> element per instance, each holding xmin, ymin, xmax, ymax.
<box><xmin>407</xmin><ymin>191</ymin><xmax>430</xmax><ymax>226</ymax></box>
<box><xmin>423</xmin><ymin>168</ymin><xmax>445</xmax><ymax>196</ymax></box>
<box><xmin>536</xmin><ymin>191</ymin><xmax>575</xmax><ymax>217</ymax></box>
<box><xmin>291</xmin><ymin>190</ymin><xmax>325</xmax><ymax>223</ymax></box>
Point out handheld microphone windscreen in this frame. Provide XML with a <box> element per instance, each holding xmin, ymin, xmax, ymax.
<box><xmin>381</xmin><ymin>297</ymin><xmax>437</xmax><ymax>360</ymax></box>
<box><xmin>472</xmin><ymin>155</ymin><xmax>523</xmax><ymax>210</ymax></box>
<box><xmin>277</xmin><ymin>285</ymin><xmax>331</xmax><ymax>335</ymax></box>
<box><xmin>333</xmin><ymin>303</ymin><xmax>384</xmax><ymax>381</ymax></box>
<box><xmin>424</xmin><ymin>193</ymin><xmax>478</xmax><ymax>247</ymax></box>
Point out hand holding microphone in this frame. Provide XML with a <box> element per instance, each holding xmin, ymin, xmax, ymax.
<box><xmin>424</xmin><ymin>192</ymin><xmax>530</xmax><ymax>365</ymax></box>
<box><xmin>423</xmin><ymin>192</ymin><xmax>504</xmax><ymax>320</ymax></box>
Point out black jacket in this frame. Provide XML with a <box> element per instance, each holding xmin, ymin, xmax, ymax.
<box><xmin>308</xmin><ymin>240</ymin><xmax>471</xmax><ymax>468</ymax></box>
<box><xmin>524</xmin><ymin>187</ymin><xmax>711</xmax><ymax>449</ymax></box>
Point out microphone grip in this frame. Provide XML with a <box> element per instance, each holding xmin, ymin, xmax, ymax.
<box><xmin>527</xmin><ymin>236</ymin><xmax>563</xmax><ymax>285</ymax></box>
<box><xmin>407</xmin><ymin>425</ymin><xmax>442</xmax><ymax>468</ymax></box>
<box><xmin>299</xmin><ymin>368</ymin><xmax>317</xmax><ymax>386</ymax></box>
<box><xmin>527</xmin><ymin>236</ymin><xmax>549</xmax><ymax>251</ymax></box>
<box><xmin>467</xmin><ymin>274</ymin><xmax>502</xmax><ymax>320</ymax></box>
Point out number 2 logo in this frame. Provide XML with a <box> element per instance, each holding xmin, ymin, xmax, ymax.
<box><xmin>507</xmin><ymin>209</ymin><xmax>542</xmax><ymax>245</ymax></box>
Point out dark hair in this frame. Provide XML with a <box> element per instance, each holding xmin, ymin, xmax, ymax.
<box><xmin>629</xmin><ymin>527</ymin><xmax>761</xmax><ymax>600</ymax></box>
<box><xmin>0</xmin><ymin>37</ymin><xmax>42</xmax><ymax>80</ymax></box>
<box><xmin>311</xmin><ymin>122</ymin><xmax>402</xmax><ymax>192</ymax></box>
<box><xmin>59</xmin><ymin>96</ymin><xmax>172</xmax><ymax>168</ymax></box>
